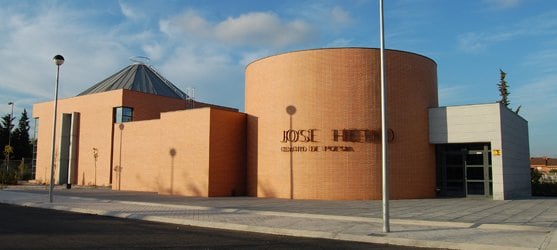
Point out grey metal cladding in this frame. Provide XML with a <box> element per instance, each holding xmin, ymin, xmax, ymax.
<box><xmin>77</xmin><ymin>63</ymin><xmax>189</xmax><ymax>100</ymax></box>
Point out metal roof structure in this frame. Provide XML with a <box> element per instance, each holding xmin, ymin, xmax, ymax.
<box><xmin>78</xmin><ymin>63</ymin><xmax>189</xmax><ymax>99</ymax></box>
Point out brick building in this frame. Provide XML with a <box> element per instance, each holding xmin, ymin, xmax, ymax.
<box><xmin>33</xmin><ymin>48</ymin><xmax>531</xmax><ymax>200</ymax></box>
<box><xmin>33</xmin><ymin>63</ymin><xmax>245</xmax><ymax>196</ymax></box>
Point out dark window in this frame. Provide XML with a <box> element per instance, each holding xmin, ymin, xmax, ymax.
<box><xmin>114</xmin><ymin>107</ymin><xmax>133</xmax><ymax>123</ymax></box>
<box><xmin>467</xmin><ymin>182</ymin><xmax>485</xmax><ymax>195</ymax></box>
<box><xmin>446</xmin><ymin>167</ymin><xmax>464</xmax><ymax>181</ymax></box>
<box><xmin>445</xmin><ymin>153</ymin><xmax>464</xmax><ymax>166</ymax></box>
<box><xmin>466</xmin><ymin>167</ymin><xmax>484</xmax><ymax>180</ymax></box>
<box><xmin>466</xmin><ymin>153</ymin><xmax>484</xmax><ymax>165</ymax></box>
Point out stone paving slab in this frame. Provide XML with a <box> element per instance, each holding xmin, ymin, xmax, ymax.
<box><xmin>1</xmin><ymin>187</ymin><xmax>556</xmax><ymax>249</ymax></box>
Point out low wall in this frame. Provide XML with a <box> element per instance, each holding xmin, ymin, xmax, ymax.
<box><xmin>112</xmin><ymin>108</ymin><xmax>246</xmax><ymax>196</ymax></box>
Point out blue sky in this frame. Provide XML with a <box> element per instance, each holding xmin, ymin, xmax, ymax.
<box><xmin>0</xmin><ymin>0</ymin><xmax>555</xmax><ymax>157</ymax></box>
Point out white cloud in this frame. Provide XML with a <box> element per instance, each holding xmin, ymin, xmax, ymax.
<box><xmin>158</xmin><ymin>45</ymin><xmax>244</xmax><ymax>109</ymax></box>
<box><xmin>330</xmin><ymin>6</ymin><xmax>352</xmax><ymax>25</ymax></box>
<box><xmin>512</xmin><ymin>74</ymin><xmax>557</xmax><ymax>156</ymax></box>
<box><xmin>483</xmin><ymin>0</ymin><xmax>521</xmax><ymax>9</ymax></box>
<box><xmin>456</xmin><ymin>32</ymin><xmax>514</xmax><ymax>53</ymax></box>
<box><xmin>119</xmin><ymin>1</ymin><xmax>143</xmax><ymax>20</ymax></box>
<box><xmin>292</xmin><ymin>4</ymin><xmax>354</xmax><ymax>34</ymax></box>
<box><xmin>326</xmin><ymin>38</ymin><xmax>353</xmax><ymax>47</ymax></box>
<box><xmin>155</xmin><ymin>10</ymin><xmax>322</xmax><ymax>109</ymax></box>
<box><xmin>457</xmin><ymin>33</ymin><xmax>487</xmax><ymax>53</ymax></box>
<box><xmin>438</xmin><ymin>85</ymin><xmax>475</xmax><ymax>106</ymax></box>
<box><xmin>0</xmin><ymin>3</ymin><xmax>133</xmax><ymax>105</ymax></box>
<box><xmin>161</xmin><ymin>10</ymin><xmax>316</xmax><ymax>48</ymax></box>
<box><xmin>514</xmin><ymin>75</ymin><xmax>557</xmax><ymax>118</ymax></box>
<box><xmin>216</xmin><ymin>12</ymin><xmax>315</xmax><ymax>47</ymax></box>
<box><xmin>0</xmin><ymin>2</ymin><xmax>386</xmax><ymax>113</ymax></box>
<box><xmin>159</xmin><ymin>9</ymin><xmax>212</xmax><ymax>39</ymax></box>
<box><xmin>457</xmin><ymin>11</ymin><xmax>557</xmax><ymax>53</ymax></box>
<box><xmin>522</xmin><ymin>49</ymin><xmax>557</xmax><ymax>74</ymax></box>
<box><xmin>239</xmin><ymin>50</ymin><xmax>274</xmax><ymax>66</ymax></box>
<box><xmin>142</xmin><ymin>43</ymin><xmax>164</xmax><ymax>61</ymax></box>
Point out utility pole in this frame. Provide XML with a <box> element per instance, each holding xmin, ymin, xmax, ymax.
<box><xmin>379</xmin><ymin>0</ymin><xmax>390</xmax><ymax>233</ymax></box>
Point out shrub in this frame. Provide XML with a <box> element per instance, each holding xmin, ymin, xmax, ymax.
<box><xmin>16</xmin><ymin>162</ymin><xmax>32</xmax><ymax>181</ymax></box>
<box><xmin>531</xmin><ymin>168</ymin><xmax>542</xmax><ymax>184</ymax></box>
<box><xmin>0</xmin><ymin>167</ymin><xmax>17</xmax><ymax>185</ymax></box>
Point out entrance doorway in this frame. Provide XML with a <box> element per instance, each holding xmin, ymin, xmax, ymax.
<box><xmin>58</xmin><ymin>112</ymin><xmax>80</xmax><ymax>186</ymax></box>
<box><xmin>436</xmin><ymin>143</ymin><xmax>492</xmax><ymax>198</ymax></box>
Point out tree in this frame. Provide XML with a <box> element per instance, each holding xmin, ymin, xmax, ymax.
<box><xmin>497</xmin><ymin>69</ymin><xmax>521</xmax><ymax>114</ymax></box>
<box><xmin>1</xmin><ymin>114</ymin><xmax>14</xmax><ymax>159</ymax></box>
<box><xmin>497</xmin><ymin>69</ymin><xmax>510</xmax><ymax>107</ymax></box>
<box><xmin>12</xmin><ymin>109</ymin><xmax>32</xmax><ymax>159</ymax></box>
<box><xmin>0</xmin><ymin>117</ymin><xmax>4</xmax><ymax>154</ymax></box>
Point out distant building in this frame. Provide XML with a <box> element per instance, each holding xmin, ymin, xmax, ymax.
<box><xmin>33</xmin><ymin>48</ymin><xmax>531</xmax><ymax>200</ymax></box>
<box><xmin>531</xmin><ymin>157</ymin><xmax>557</xmax><ymax>173</ymax></box>
<box><xmin>531</xmin><ymin>157</ymin><xmax>557</xmax><ymax>183</ymax></box>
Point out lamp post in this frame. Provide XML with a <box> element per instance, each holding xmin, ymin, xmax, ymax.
<box><xmin>6</xmin><ymin>102</ymin><xmax>14</xmax><ymax>171</ymax></box>
<box><xmin>49</xmin><ymin>54</ymin><xmax>64</xmax><ymax>203</ymax></box>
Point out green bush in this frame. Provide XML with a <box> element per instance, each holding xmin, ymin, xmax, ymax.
<box><xmin>16</xmin><ymin>162</ymin><xmax>32</xmax><ymax>181</ymax></box>
<box><xmin>0</xmin><ymin>167</ymin><xmax>17</xmax><ymax>185</ymax></box>
<box><xmin>531</xmin><ymin>168</ymin><xmax>542</xmax><ymax>184</ymax></box>
<box><xmin>530</xmin><ymin>168</ymin><xmax>557</xmax><ymax>196</ymax></box>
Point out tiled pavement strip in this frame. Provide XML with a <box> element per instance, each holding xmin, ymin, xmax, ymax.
<box><xmin>1</xmin><ymin>186</ymin><xmax>556</xmax><ymax>250</ymax></box>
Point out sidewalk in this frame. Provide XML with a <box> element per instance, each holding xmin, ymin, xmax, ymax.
<box><xmin>1</xmin><ymin>185</ymin><xmax>556</xmax><ymax>250</ymax></box>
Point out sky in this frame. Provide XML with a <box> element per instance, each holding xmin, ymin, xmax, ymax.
<box><xmin>0</xmin><ymin>0</ymin><xmax>555</xmax><ymax>157</ymax></box>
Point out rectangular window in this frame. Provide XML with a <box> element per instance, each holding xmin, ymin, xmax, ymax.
<box><xmin>32</xmin><ymin>118</ymin><xmax>39</xmax><ymax>179</ymax></box>
<box><xmin>114</xmin><ymin>107</ymin><xmax>133</xmax><ymax>123</ymax></box>
<box><xmin>33</xmin><ymin>118</ymin><xmax>39</xmax><ymax>139</ymax></box>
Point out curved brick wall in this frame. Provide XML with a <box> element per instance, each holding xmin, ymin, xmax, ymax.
<box><xmin>246</xmin><ymin>48</ymin><xmax>438</xmax><ymax>200</ymax></box>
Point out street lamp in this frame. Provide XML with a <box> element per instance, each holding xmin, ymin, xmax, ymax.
<box><xmin>49</xmin><ymin>54</ymin><xmax>64</xmax><ymax>203</ymax></box>
<box><xmin>6</xmin><ymin>102</ymin><xmax>14</xmax><ymax>171</ymax></box>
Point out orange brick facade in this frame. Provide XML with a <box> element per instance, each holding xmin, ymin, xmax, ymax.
<box><xmin>245</xmin><ymin>48</ymin><xmax>438</xmax><ymax>200</ymax></box>
<box><xmin>33</xmin><ymin>89</ymin><xmax>245</xmax><ymax>197</ymax></box>
<box><xmin>33</xmin><ymin>48</ymin><xmax>439</xmax><ymax>200</ymax></box>
<box><xmin>111</xmin><ymin>108</ymin><xmax>246</xmax><ymax>196</ymax></box>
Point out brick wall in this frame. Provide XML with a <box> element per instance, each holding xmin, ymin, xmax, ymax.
<box><xmin>246</xmin><ymin>48</ymin><xmax>438</xmax><ymax>200</ymax></box>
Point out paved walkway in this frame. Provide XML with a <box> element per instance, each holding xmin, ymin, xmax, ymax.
<box><xmin>1</xmin><ymin>185</ymin><xmax>556</xmax><ymax>249</ymax></box>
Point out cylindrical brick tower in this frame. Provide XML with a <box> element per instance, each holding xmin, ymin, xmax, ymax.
<box><xmin>246</xmin><ymin>48</ymin><xmax>438</xmax><ymax>200</ymax></box>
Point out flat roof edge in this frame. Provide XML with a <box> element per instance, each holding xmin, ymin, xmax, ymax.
<box><xmin>245</xmin><ymin>47</ymin><xmax>437</xmax><ymax>68</ymax></box>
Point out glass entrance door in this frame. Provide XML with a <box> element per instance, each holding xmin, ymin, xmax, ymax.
<box><xmin>436</xmin><ymin>143</ymin><xmax>492</xmax><ymax>198</ymax></box>
<box><xmin>465</xmin><ymin>145</ymin><xmax>492</xmax><ymax>197</ymax></box>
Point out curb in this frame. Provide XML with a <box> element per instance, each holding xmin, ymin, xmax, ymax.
<box><xmin>0</xmin><ymin>191</ymin><xmax>552</xmax><ymax>250</ymax></box>
<box><xmin>2</xmin><ymin>199</ymin><xmax>538</xmax><ymax>250</ymax></box>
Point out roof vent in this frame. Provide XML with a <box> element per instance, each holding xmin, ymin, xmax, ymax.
<box><xmin>129</xmin><ymin>56</ymin><xmax>150</xmax><ymax>65</ymax></box>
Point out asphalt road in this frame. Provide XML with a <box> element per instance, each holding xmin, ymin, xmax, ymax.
<box><xmin>0</xmin><ymin>203</ymin><xmax>425</xmax><ymax>249</ymax></box>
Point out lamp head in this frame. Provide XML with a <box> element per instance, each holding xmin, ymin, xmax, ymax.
<box><xmin>53</xmin><ymin>55</ymin><xmax>65</xmax><ymax>66</ymax></box>
<box><xmin>286</xmin><ymin>105</ymin><xmax>296</xmax><ymax>115</ymax></box>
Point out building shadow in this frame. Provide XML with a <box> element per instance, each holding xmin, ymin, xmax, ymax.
<box><xmin>169</xmin><ymin>148</ymin><xmax>176</xmax><ymax>194</ymax></box>
<box><xmin>286</xmin><ymin>105</ymin><xmax>296</xmax><ymax>199</ymax></box>
<box><xmin>93</xmin><ymin>147</ymin><xmax>98</xmax><ymax>186</ymax></box>
<box><xmin>115</xmin><ymin>123</ymin><xmax>125</xmax><ymax>190</ymax></box>
<box><xmin>247</xmin><ymin>114</ymin><xmax>259</xmax><ymax>196</ymax></box>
